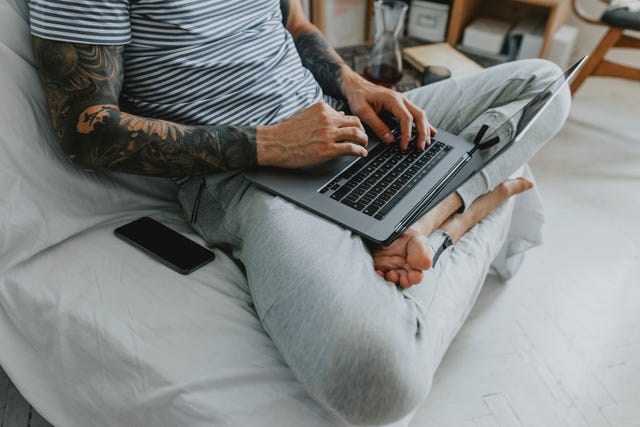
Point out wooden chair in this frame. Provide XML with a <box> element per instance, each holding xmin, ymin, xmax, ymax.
<box><xmin>570</xmin><ymin>0</ymin><xmax>640</xmax><ymax>93</ymax></box>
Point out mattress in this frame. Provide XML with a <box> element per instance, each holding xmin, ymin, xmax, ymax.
<box><xmin>0</xmin><ymin>1</ymin><xmax>544</xmax><ymax>426</ymax></box>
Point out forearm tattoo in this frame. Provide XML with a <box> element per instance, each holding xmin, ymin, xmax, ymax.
<box><xmin>32</xmin><ymin>37</ymin><xmax>257</xmax><ymax>176</ymax></box>
<box><xmin>293</xmin><ymin>30</ymin><xmax>345</xmax><ymax>99</ymax></box>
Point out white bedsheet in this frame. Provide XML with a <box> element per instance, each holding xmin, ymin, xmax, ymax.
<box><xmin>0</xmin><ymin>1</ymin><xmax>544</xmax><ymax>426</ymax></box>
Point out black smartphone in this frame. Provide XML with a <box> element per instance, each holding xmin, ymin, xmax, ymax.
<box><xmin>114</xmin><ymin>216</ymin><xmax>215</xmax><ymax>275</ymax></box>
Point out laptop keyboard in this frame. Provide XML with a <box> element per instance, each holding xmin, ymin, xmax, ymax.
<box><xmin>319</xmin><ymin>135</ymin><xmax>453</xmax><ymax>220</ymax></box>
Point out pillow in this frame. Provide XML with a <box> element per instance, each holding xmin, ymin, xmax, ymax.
<box><xmin>0</xmin><ymin>0</ymin><xmax>180</xmax><ymax>272</ymax></box>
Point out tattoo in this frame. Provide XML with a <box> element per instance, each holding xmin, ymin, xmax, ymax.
<box><xmin>32</xmin><ymin>36</ymin><xmax>257</xmax><ymax>176</ymax></box>
<box><xmin>32</xmin><ymin>38</ymin><xmax>124</xmax><ymax>144</ymax></box>
<box><xmin>294</xmin><ymin>30</ymin><xmax>344</xmax><ymax>99</ymax></box>
<box><xmin>279</xmin><ymin>0</ymin><xmax>290</xmax><ymax>27</ymax></box>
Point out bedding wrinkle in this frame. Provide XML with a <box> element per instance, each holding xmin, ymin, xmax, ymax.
<box><xmin>0</xmin><ymin>37</ymin><xmax>33</xmax><ymax>67</ymax></box>
<box><xmin>0</xmin><ymin>1</ymin><xmax>560</xmax><ymax>425</ymax></box>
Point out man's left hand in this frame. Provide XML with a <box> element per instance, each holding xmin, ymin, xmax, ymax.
<box><xmin>341</xmin><ymin>70</ymin><xmax>437</xmax><ymax>151</ymax></box>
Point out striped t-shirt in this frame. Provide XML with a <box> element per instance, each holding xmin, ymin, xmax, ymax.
<box><xmin>28</xmin><ymin>0</ymin><xmax>324</xmax><ymax>127</ymax></box>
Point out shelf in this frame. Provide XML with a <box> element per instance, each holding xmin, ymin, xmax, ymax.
<box><xmin>447</xmin><ymin>0</ymin><xmax>570</xmax><ymax>57</ymax></box>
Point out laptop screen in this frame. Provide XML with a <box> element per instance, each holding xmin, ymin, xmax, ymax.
<box><xmin>476</xmin><ymin>57</ymin><xmax>587</xmax><ymax>163</ymax></box>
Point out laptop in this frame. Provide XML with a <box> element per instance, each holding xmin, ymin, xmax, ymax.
<box><xmin>244</xmin><ymin>57</ymin><xmax>587</xmax><ymax>246</ymax></box>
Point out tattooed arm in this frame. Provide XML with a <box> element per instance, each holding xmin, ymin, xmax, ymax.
<box><xmin>280</xmin><ymin>0</ymin><xmax>345</xmax><ymax>99</ymax></box>
<box><xmin>281</xmin><ymin>0</ymin><xmax>436</xmax><ymax>150</ymax></box>
<box><xmin>32</xmin><ymin>36</ymin><xmax>367</xmax><ymax>174</ymax></box>
<box><xmin>32</xmin><ymin>36</ymin><xmax>257</xmax><ymax>176</ymax></box>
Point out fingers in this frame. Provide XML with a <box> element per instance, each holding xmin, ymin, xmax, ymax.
<box><xmin>389</xmin><ymin>101</ymin><xmax>413</xmax><ymax>150</ymax></box>
<box><xmin>322</xmin><ymin>104</ymin><xmax>368</xmax><ymax>147</ymax></box>
<box><xmin>337</xmin><ymin>114</ymin><xmax>365</xmax><ymax>133</ymax></box>
<box><xmin>317</xmin><ymin>103</ymin><xmax>369</xmax><ymax>157</ymax></box>
<box><xmin>406</xmin><ymin>102</ymin><xmax>430</xmax><ymax>150</ymax></box>
<box><xmin>355</xmin><ymin>103</ymin><xmax>395</xmax><ymax>143</ymax></box>
<box><xmin>332</xmin><ymin>142</ymin><xmax>368</xmax><ymax>158</ymax></box>
<box><xmin>351</xmin><ymin>92</ymin><xmax>436</xmax><ymax>152</ymax></box>
<box><xmin>334</xmin><ymin>126</ymin><xmax>368</xmax><ymax>147</ymax></box>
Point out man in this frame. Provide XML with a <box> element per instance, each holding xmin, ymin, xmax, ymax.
<box><xmin>29</xmin><ymin>0</ymin><xmax>570</xmax><ymax>424</ymax></box>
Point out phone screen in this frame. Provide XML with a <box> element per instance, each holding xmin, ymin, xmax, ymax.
<box><xmin>114</xmin><ymin>217</ymin><xmax>215</xmax><ymax>274</ymax></box>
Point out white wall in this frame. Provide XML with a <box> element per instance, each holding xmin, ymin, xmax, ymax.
<box><xmin>325</xmin><ymin>0</ymin><xmax>368</xmax><ymax>47</ymax></box>
<box><xmin>567</xmin><ymin>1</ymin><xmax>608</xmax><ymax>60</ymax></box>
<box><xmin>567</xmin><ymin>2</ymin><xmax>640</xmax><ymax>67</ymax></box>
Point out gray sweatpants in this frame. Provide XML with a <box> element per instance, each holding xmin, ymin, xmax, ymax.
<box><xmin>178</xmin><ymin>59</ymin><xmax>571</xmax><ymax>425</ymax></box>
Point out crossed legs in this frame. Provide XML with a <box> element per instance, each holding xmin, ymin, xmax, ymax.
<box><xmin>178</xmin><ymin>59</ymin><xmax>571</xmax><ymax>425</ymax></box>
<box><xmin>371</xmin><ymin>58</ymin><xmax>571</xmax><ymax>288</ymax></box>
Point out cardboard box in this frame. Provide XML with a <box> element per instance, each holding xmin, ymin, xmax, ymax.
<box><xmin>462</xmin><ymin>17</ymin><xmax>513</xmax><ymax>55</ymax></box>
<box><xmin>408</xmin><ymin>1</ymin><xmax>450</xmax><ymax>42</ymax></box>
<box><xmin>546</xmin><ymin>25</ymin><xmax>578</xmax><ymax>69</ymax></box>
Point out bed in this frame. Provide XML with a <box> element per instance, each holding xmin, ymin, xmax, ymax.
<box><xmin>0</xmin><ymin>1</ymin><xmax>545</xmax><ymax>425</ymax></box>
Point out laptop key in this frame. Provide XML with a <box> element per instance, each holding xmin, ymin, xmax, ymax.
<box><xmin>363</xmin><ymin>205</ymin><xmax>380</xmax><ymax>216</ymax></box>
<box><xmin>342</xmin><ymin>199</ymin><xmax>367</xmax><ymax>211</ymax></box>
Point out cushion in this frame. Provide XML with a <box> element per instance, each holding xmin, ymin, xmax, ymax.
<box><xmin>602</xmin><ymin>6</ymin><xmax>640</xmax><ymax>30</ymax></box>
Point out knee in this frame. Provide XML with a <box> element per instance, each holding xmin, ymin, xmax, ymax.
<box><xmin>317</xmin><ymin>320</ymin><xmax>431</xmax><ymax>425</ymax></box>
<box><xmin>530</xmin><ymin>59</ymin><xmax>572</xmax><ymax>129</ymax></box>
<box><xmin>514</xmin><ymin>58</ymin><xmax>571</xmax><ymax>138</ymax></box>
<box><xmin>527</xmin><ymin>59</ymin><xmax>571</xmax><ymax>108</ymax></box>
<box><xmin>519</xmin><ymin>58</ymin><xmax>563</xmax><ymax>84</ymax></box>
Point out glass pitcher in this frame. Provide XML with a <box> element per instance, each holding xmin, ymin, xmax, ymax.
<box><xmin>364</xmin><ymin>0</ymin><xmax>408</xmax><ymax>88</ymax></box>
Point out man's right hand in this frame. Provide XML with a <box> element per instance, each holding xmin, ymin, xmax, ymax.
<box><xmin>256</xmin><ymin>102</ymin><xmax>369</xmax><ymax>168</ymax></box>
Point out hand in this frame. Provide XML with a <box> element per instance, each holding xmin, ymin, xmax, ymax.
<box><xmin>256</xmin><ymin>102</ymin><xmax>368</xmax><ymax>168</ymax></box>
<box><xmin>341</xmin><ymin>71</ymin><xmax>437</xmax><ymax>151</ymax></box>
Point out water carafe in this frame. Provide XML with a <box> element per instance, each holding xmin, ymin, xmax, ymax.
<box><xmin>364</xmin><ymin>0</ymin><xmax>408</xmax><ymax>87</ymax></box>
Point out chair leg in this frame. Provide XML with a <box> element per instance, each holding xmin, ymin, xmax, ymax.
<box><xmin>570</xmin><ymin>27</ymin><xmax>623</xmax><ymax>94</ymax></box>
<box><xmin>616</xmin><ymin>34</ymin><xmax>640</xmax><ymax>49</ymax></box>
<box><xmin>594</xmin><ymin>60</ymin><xmax>640</xmax><ymax>81</ymax></box>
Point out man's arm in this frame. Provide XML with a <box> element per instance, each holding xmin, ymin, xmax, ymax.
<box><xmin>281</xmin><ymin>0</ymin><xmax>345</xmax><ymax>100</ymax></box>
<box><xmin>33</xmin><ymin>36</ymin><xmax>367</xmax><ymax>175</ymax></box>
<box><xmin>33</xmin><ymin>37</ymin><xmax>257</xmax><ymax>176</ymax></box>
<box><xmin>281</xmin><ymin>0</ymin><xmax>436</xmax><ymax>151</ymax></box>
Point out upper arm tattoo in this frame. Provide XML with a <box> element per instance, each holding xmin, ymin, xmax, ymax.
<box><xmin>32</xmin><ymin>37</ymin><xmax>257</xmax><ymax>177</ymax></box>
<box><xmin>32</xmin><ymin>37</ymin><xmax>124</xmax><ymax>145</ymax></box>
<box><xmin>279</xmin><ymin>0</ymin><xmax>290</xmax><ymax>27</ymax></box>
<box><xmin>293</xmin><ymin>30</ymin><xmax>344</xmax><ymax>99</ymax></box>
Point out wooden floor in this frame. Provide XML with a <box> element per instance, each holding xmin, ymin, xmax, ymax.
<box><xmin>0</xmin><ymin>367</ymin><xmax>52</xmax><ymax>427</ymax></box>
<box><xmin>409</xmin><ymin>70</ymin><xmax>640</xmax><ymax>425</ymax></box>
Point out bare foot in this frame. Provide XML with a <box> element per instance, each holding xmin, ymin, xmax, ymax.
<box><xmin>439</xmin><ymin>177</ymin><xmax>534</xmax><ymax>243</ymax></box>
<box><xmin>372</xmin><ymin>178</ymin><xmax>533</xmax><ymax>288</ymax></box>
<box><xmin>373</xmin><ymin>228</ymin><xmax>432</xmax><ymax>288</ymax></box>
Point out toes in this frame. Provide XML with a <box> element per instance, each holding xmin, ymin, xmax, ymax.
<box><xmin>502</xmin><ymin>177</ymin><xmax>534</xmax><ymax>196</ymax></box>
<box><xmin>407</xmin><ymin>269</ymin><xmax>423</xmax><ymax>285</ymax></box>
<box><xmin>515</xmin><ymin>177</ymin><xmax>534</xmax><ymax>191</ymax></box>
<box><xmin>375</xmin><ymin>269</ymin><xmax>385</xmax><ymax>278</ymax></box>
<box><xmin>398</xmin><ymin>270</ymin><xmax>411</xmax><ymax>289</ymax></box>
<box><xmin>383</xmin><ymin>267</ymin><xmax>423</xmax><ymax>288</ymax></box>
<box><xmin>385</xmin><ymin>270</ymin><xmax>400</xmax><ymax>283</ymax></box>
